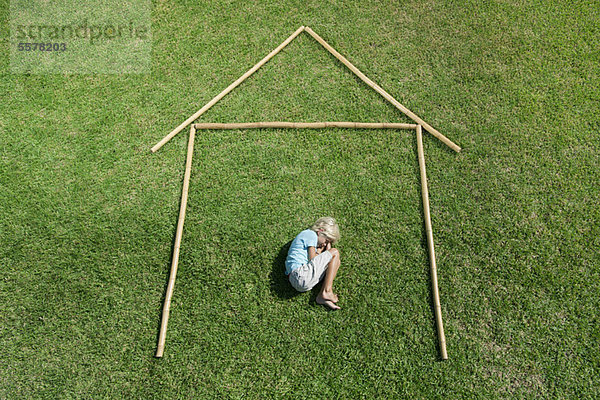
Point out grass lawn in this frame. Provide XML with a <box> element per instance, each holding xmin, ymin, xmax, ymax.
<box><xmin>1</xmin><ymin>0</ymin><xmax>599</xmax><ymax>398</ymax></box>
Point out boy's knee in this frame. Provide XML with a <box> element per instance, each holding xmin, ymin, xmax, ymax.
<box><xmin>329</xmin><ymin>248</ymin><xmax>339</xmax><ymax>258</ymax></box>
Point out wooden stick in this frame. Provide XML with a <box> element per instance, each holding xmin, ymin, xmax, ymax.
<box><xmin>156</xmin><ymin>125</ymin><xmax>196</xmax><ymax>358</ymax></box>
<box><xmin>193</xmin><ymin>121</ymin><xmax>418</xmax><ymax>130</ymax></box>
<box><xmin>151</xmin><ymin>26</ymin><xmax>305</xmax><ymax>153</ymax></box>
<box><xmin>304</xmin><ymin>27</ymin><xmax>461</xmax><ymax>153</ymax></box>
<box><xmin>416</xmin><ymin>125</ymin><xmax>448</xmax><ymax>360</ymax></box>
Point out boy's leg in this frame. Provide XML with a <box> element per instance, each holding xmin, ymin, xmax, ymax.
<box><xmin>316</xmin><ymin>248</ymin><xmax>341</xmax><ymax>310</ymax></box>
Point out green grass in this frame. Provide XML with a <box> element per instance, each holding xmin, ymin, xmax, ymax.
<box><xmin>1</xmin><ymin>0</ymin><xmax>599</xmax><ymax>398</ymax></box>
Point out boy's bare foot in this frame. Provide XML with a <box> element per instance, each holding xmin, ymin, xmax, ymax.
<box><xmin>316</xmin><ymin>297</ymin><xmax>340</xmax><ymax>310</ymax></box>
<box><xmin>319</xmin><ymin>290</ymin><xmax>338</xmax><ymax>302</ymax></box>
<box><xmin>316</xmin><ymin>292</ymin><xmax>340</xmax><ymax>310</ymax></box>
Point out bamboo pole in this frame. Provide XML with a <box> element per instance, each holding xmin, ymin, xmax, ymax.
<box><xmin>156</xmin><ymin>125</ymin><xmax>196</xmax><ymax>358</ymax></box>
<box><xmin>416</xmin><ymin>125</ymin><xmax>448</xmax><ymax>360</ymax></box>
<box><xmin>151</xmin><ymin>26</ymin><xmax>305</xmax><ymax>153</ymax></box>
<box><xmin>304</xmin><ymin>27</ymin><xmax>461</xmax><ymax>153</ymax></box>
<box><xmin>193</xmin><ymin>121</ymin><xmax>417</xmax><ymax>130</ymax></box>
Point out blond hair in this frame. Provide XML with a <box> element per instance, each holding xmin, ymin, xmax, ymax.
<box><xmin>311</xmin><ymin>217</ymin><xmax>340</xmax><ymax>244</ymax></box>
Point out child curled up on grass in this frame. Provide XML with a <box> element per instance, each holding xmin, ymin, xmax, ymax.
<box><xmin>285</xmin><ymin>217</ymin><xmax>342</xmax><ymax>310</ymax></box>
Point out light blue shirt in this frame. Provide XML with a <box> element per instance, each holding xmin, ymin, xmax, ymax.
<box><xmin>285</xmin><ymin>229</ymin><xmax>318</xmax><ymax>275</ymax></box>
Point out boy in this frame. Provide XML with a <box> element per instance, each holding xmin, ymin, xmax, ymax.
<box><xmin>285</xmin><ymin>217</ymin><xmax>342</xmax><ymax>310</ymax></box>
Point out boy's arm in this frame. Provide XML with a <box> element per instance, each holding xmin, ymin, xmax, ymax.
<box><xmin>307</xmin><ymin>246</ymin><xmax>322</xmax><ymax>261</ymax></box>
